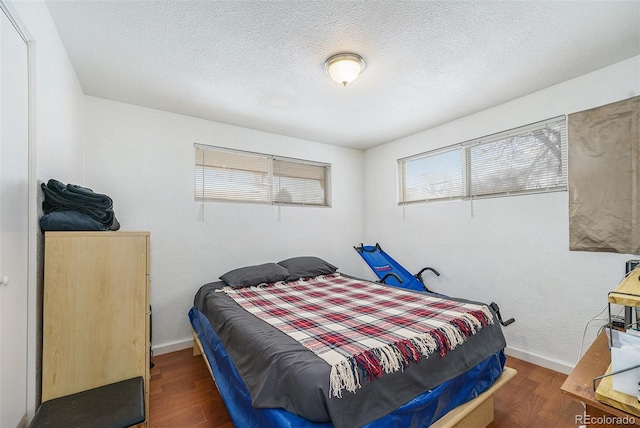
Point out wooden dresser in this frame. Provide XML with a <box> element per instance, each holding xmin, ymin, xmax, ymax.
<box><xmin>42</xmin><ymin>231</ymin><xmax>150</xmax><ymax>425</ymax></box>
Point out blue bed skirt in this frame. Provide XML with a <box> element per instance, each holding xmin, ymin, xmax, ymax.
<box><xmin>189</xmin><ymin>307</ymin><xmax>505</xmax><ymax>427</ymax></box>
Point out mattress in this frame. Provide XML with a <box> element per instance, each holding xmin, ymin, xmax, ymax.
<box><xmin>192</xmin><ymin>274</ymin><xmax>506</xmax><ymax>428</ymax></box>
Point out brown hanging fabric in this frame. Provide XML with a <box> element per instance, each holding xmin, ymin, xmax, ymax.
<box><xmin>568</xmin><ymin>95</ymin><xmax>640</xmax><ymax>254</ymax></box>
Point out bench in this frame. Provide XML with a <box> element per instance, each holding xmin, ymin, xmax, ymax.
<box><xmin>29</xmin><ymin>377</ymin><xmax>145</xmax><ymax>428</ymax></box>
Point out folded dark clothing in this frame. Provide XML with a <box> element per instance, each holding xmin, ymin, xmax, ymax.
<box><xmin>43</xmin><ymin>202</ymin><xmax>117</xmax><ymax>226</ymax></box>
<box><xmin>40</xmin><ymin>210</ymin><xmax>108</xmax><ymax>233</ymax></box>
<box><xmin>41</xmin><ymin>179</ymin><xmax>120</xmax><ymax>230</ymax></box>
<box><xmin>66</xmin><ymin>183</ymin><xmax>114</xmax><ymax>208</ymax></box>
<box><xmin>42</xmin><ymin>179</ymin><xmax>112</xmax><ymax>211</ymax></box>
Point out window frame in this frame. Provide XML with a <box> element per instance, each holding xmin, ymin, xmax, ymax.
<box><xmin>398</xmin><ymin>116</ymin><xmax>568</xmax><ymax>205</ymax></box>
<box><xmin>195</xmin><ymin>144</ymin><xmax>331</xmax><ymax>207</ymax></box>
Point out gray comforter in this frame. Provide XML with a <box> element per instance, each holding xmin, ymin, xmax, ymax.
<box><xmin>194</xmin><ymin>278</ymin><xmax>506</xmax><ymax>428</ymax></box>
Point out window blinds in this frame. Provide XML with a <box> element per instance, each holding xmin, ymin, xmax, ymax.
<box><xmin>398</xmin><ymin>146</ymin><xmax>465</xmax><ymax>203</ymax></box>
<box><xmin>273</xmin><ymin>159</ymin><xmax>328</xmax><ymax>205</ymax></box>
<box><xmin>195</xmin><ymin>144</ymin><xmax>330</xmax><ymax>207</ymax></box>
<box><xmin>468</xmin><ymin>117</ymin><xmax>567</xmax><ymax>197</ymax></box>
<box><xmin>398</xmin><ymin>116</ymin><xmax>568</xmax><ymax>204</ymax></box>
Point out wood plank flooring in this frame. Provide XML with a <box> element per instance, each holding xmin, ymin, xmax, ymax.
<box><xmin>148</xmin><ymin>348</ymin><xmax>585</xmax><ymax>428</ymax></box>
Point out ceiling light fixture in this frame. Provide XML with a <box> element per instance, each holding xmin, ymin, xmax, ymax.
<box><xmin>324</xmin><ymin>53</ymin><xmax>366</xmax><ymax>86</ymax></box>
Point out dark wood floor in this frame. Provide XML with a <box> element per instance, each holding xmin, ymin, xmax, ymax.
<box><xmin>148</xmin><ymin>348</ymin><xmax>585</xmax><ymax>428</ymax></box>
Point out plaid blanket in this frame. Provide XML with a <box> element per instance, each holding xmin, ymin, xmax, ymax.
<box><xmin>220</xmin><ymin>274</ymin><xmax>494</xmax><ymax>398</ymax></box>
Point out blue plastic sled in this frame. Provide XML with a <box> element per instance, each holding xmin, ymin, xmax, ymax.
<box><xmin>354</xmin><ymin>243</ymin><xmax>440</xmax><ymax>292</ymax></box>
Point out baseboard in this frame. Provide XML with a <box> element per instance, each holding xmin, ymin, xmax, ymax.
<box><xmin>17</xmin><ymin>412</ymin><xmax>28</xmax><ymax>428</ymax></box>
<box><xmin>152</xmin><ymin>338</ymin><xmax>193</xmax><ymax>356</ymax></box>
<box><xmin>505</xmin><ymin>346</ymin><xmax>574</xmax><ymax>375</ymax></box>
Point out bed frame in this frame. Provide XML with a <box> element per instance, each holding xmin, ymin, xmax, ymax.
<box><xmin>191</xmin><ymin>332</ymin><xmax>516</xmax><ymax>428</ymax></box>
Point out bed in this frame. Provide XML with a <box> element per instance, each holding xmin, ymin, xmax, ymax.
<box><xmin>189</xmin><ymin>256</ymin><xmax>514</xmax><ymax>428</ymax></box>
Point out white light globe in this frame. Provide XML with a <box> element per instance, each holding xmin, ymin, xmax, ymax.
<box><xmin>325</xmin><ymin>53</ymin><xmax>366</xmax><ymax>86</ymax></box>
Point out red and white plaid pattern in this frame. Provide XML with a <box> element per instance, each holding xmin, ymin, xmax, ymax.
<box><xmin>221</xmin><ymin>274</ymin><xmax>494</xmax><ymax>398</ymax></box>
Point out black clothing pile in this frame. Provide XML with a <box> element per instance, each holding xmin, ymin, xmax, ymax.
<box><xmin>40</xmin><ymin>179</ymin><xmax>120</xmax><ymax>232</ymax></box>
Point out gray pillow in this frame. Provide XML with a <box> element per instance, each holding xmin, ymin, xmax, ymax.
<box><xmin>277</xmin><ymin>256</ymin><xmax>338</xmax><ymax>281</ymax></box>
<box><xmin>220</xmin><ymin>263</ymin><xmax>289</xmax><ymax>288</ymax></box>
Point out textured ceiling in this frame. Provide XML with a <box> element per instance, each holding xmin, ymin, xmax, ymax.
<box><xmin>45</xmin><ymin>1</ymin><xmax>640</xmax><ymax>150</ymax></box>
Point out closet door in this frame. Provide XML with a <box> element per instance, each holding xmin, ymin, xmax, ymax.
<box><xmin>0</xmin><ymin>7</ymin><xmax>29</xmax><ymax>428</ymax></box>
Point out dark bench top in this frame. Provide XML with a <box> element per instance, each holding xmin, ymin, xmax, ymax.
<box><xmin>29</xmin><ymin>377</ymin><xmax>145</xmax><ymax>428</ymax></box>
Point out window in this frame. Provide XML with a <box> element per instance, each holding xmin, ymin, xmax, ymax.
<box><xmin>398</xmin><ymin>146</ymin><xmax>465</xmax><ymax>203</ymax></box>
<box><xmin>398</xmin><ymin>116</ymin><xmax>567</xmax><ymax>204</ymax></box>
<box><xmin>195</xmin><ymin>144</ymin><xmax>331</xmax><ymax>207</ymax></box>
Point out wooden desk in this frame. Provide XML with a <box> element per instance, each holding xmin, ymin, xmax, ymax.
<box><xmin>561</xmin><ymin>333</ymin><xmax>640</xmax><ymax>427</ymax></box>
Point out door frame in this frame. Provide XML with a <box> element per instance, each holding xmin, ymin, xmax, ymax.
<box><xmin>0</xmin><ymin>1</ymin><xmax>37</xmax><ymax>425</ymax></box>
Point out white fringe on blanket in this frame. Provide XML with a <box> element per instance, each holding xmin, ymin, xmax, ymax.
<box><xmin>330</xmin><ymin>359</ymin><xmax>362</xmax><ymax>398</ymax></box>
<box><xmin>327</xmin><ymin>309</ymin><xmax>495</xmax><ymax>398</ymax></box>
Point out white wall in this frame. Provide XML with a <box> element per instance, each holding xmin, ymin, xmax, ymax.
<box><xmin>363</xmin><ymin>55</ymin><xmax>640</xmax><ymax>373</ymax></box>
<box><xmin>83</xmin><ymin>97</ymin><xmax>366</xmax><ymax>352</ymax></box>
<box><xmin>11</xmin><ymin>1</ymin><xmax>85</xmax><ymax>184</ymax></box>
